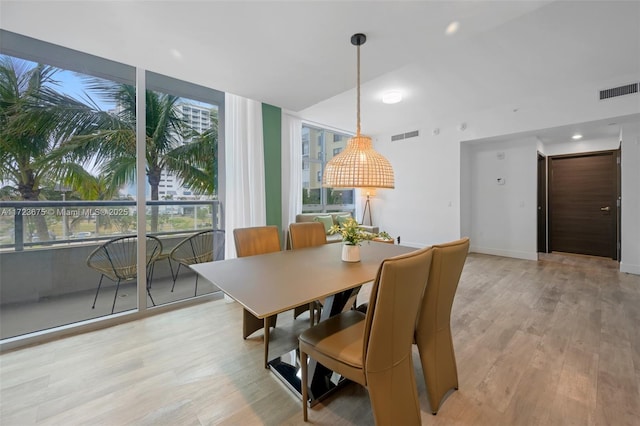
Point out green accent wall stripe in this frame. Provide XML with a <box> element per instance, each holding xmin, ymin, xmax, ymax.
<box><xmin>262</xmin><ymin>103</ymin><xmax>282</xmax><ymax>233</ymax></box>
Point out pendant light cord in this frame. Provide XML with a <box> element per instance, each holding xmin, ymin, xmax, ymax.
<box><xmin>356</xmin><ymin>43</ymin><xmax>361</xmax><ymax>137</ymax></box>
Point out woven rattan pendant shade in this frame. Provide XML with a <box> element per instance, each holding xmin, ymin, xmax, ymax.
<box><xmin>322</xmin><ymin>33</ymin><xmax>395</xmax><ymax>189</ymax></box>
<box><xmin>323</xmin><ymin>134</ymin><xmax>394</xmax><ymax>188</ymax></box>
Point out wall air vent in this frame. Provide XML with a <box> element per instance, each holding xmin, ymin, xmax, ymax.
<box><xmin>391</xmin><ymin>130</ymin><xmax>419</xmax><ymax>141</ymax></box>
<box><xmin>599</xmin><ymin>82</ymin><xmax>638</xmax><ymax>100</ymax></box>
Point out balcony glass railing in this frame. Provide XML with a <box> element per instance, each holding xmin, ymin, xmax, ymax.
<box><xmin>0</xmin><ymin>200</ymin><xmax>220</xmax><ymax>251</ymax></box>
<box><xmin>0</xmin><ymin>200</ymin><xmax>223</xmax><ymax>341</ymax></box>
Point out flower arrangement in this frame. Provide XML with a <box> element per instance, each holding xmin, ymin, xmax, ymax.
<box><xmin>329</xmin><ymin>217</ymin><xmax>376</xmax><ymax>246</ymax></box>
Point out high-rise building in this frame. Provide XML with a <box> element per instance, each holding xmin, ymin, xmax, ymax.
<box><xmin>158</xmin><ymin>102</ymin><xmax>214</xmax><ymax>200</ymax></box>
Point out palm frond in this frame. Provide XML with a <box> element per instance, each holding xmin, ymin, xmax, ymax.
<box><xmin>100</xmin><ymin>156</ymin><xmax>137</xmax><ymax>192</ymax></box>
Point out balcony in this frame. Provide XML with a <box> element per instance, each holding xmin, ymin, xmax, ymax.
<box><xmin>0</xmin><ymin>200</ymin><xmax>223</xmax><ymax>340</ymax></box>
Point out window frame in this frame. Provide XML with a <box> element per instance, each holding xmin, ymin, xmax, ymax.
<box><xmin>301</xmin><ymin>123</ymin><xmax>355</xmax><ymax>214</ymax></box>
<box><xmin>0</xmin><ymin>29</ymin><xmax>226</xmax><ymax>349</ymax></box>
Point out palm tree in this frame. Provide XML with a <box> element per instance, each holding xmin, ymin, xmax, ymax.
<box><xmin>1</xmin><ymin>57</ymin><xmax>217</xmax><ymax>236</ymax></box>
<box><xmin>0</xmin><ymin>56</ymin><xmax>106</xmax><ymax>241</ymax></box>
<box><xmin>66</xmin><ymin>172</ymin><xmax>122</xmax><ymax>236</ymax></box>
<box><xmin>169</xmin><ymin>109</ymin><xmax>218</xmax><ymax>196</ymax></box>
<box><xmin>65</xmin><ymin>80</ymin><xmax>217</xmax><ymax>231</ymax></box>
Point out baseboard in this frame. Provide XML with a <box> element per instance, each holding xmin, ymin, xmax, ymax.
<box><xmin>470</xmin><ymin>246</ymin><xmax>538</xmax><ymax>261</ymax></box>
<box><xmin>400</xmin><ymin>240</ymin><xmax>429</xmax><ymax>249</ymax></box>
<box><xmin>620</xmin><ymin>262</ymin><xmax>640</xmax><ymax>275</ymax></box>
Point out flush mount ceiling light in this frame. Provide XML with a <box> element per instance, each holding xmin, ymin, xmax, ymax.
<box><xmin>445</xmin><ymin>21</ymin><xmax>460</xmax><ymax>35</ymax></box>
<box><xmin>322</xmin><ymin>33</ymin><xmax>395</xmax><ymax>189</ymax></box>
<box><xmin>572</xmin><ymin>134</ymin><xmax>583</xmax><ymax>140</ymax></box>
<box><xmin>382</xmin><ymin>91</ymin><xmax>402</xmax><ymax>104</ymax></box>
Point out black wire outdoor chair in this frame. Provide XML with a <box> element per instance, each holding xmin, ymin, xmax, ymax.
<box><xmin>169</xmin><ymin>230</ymin><xmax>225</xmax><ymax>296</ymax></box>
<box><xmin>87</xmin><ymin>235</ymin><xmax>162</xmax><ymax>313</ymax></box>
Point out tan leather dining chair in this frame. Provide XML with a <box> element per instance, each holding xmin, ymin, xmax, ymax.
<box><xmin>299</xmin><ymin>246</ymin><xmax>434</xmax><ymax>425</ymax></box>
<box><xmin>288</xmin><ymin>222</ymin><xmax>327</xmax><ymax>326</ymax></box>
<box><xmin>233</xmin><ymin>226</ymin><xmax>281</xmax><ymax>367</ymax></box>
<box><xmin>289</xmin><ymin>221</ymin><xmax>327</xmax><ymax>249</ymax></box>
<box><xmin>415</xmin><ymin>237</ymin><xmax>469</xmax><ymax>414</ymax></box>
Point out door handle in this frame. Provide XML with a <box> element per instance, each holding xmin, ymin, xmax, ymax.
<box><xmin>600</xmin><ymin>206</ymin><xmax>611</xmax><ymax>212</ymax></box>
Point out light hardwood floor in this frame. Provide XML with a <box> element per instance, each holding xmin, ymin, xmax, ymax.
<box><xmin>1</xmin><ymin>253</ymin><xmax>639</xmax><ymax>425</ymax></box>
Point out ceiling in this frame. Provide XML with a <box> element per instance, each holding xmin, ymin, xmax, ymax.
<box><xmin>1</xmin><ymin>0</ymin><xmax>639</xmax><ymax>142</ymax></box>
<box><xmin>466</xmin><ymin>113</ymin><xmax>640</xmax><ymax>146</ymax></box>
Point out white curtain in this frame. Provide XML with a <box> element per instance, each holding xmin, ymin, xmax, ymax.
<box><xmin>281</xmin><ymin>114</ymin><xmax>302</xmax><ymax>234</ymax></box>
<box><xmin>224</xmin><ymin>93</ymin><xmax>265</xmax><ymax>260</ymax></box>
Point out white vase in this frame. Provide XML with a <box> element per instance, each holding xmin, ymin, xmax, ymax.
<box><xmin>342</xmin><ymin>244</ymin><xmax>361</xmax><ymax>262</ymax></box>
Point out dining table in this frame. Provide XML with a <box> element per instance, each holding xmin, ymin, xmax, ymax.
<box><xmin>191</xmin><ymin>240</ymin><xmax>415</xmax><ymax>405</ymax></box>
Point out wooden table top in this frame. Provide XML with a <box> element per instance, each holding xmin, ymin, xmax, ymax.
<box><xmin>191</xmin><ymin>242</ymin><xmax>415</xmax><ymax>319</ymax></box>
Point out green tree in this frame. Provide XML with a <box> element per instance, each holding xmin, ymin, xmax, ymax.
<box><xmin>69</xmin><ymin>173</ymin><xmax>122</xmax><ymax>235</ymax></box>
<box><xmin>71</xmin><ymin>171</ymin><xmax>120</xmax><ymax>201</ymax></box>
<box><xmin>65</xmin><ymin>80</ymin><xmax>217</xmax><ymax>231</ymax></box>
<box><xmin>0</xmin><ymin>56</ymin><xmax>217</xmax><ymax>236</ymax></box>
<box><xmin>170</xmin><ymin>109</ymin><xmax>218</xmax><ymax>196</ymax></box>
<box><xmin>0</xmin><ymin>56</ymin><xmax>104</xmax><ymax>240</ymax></box>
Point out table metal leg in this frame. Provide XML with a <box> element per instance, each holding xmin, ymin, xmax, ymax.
<box><xmin>264</xmin><ymin>319</ymin><xmax>270</xmax><ymax>369</ymax></box>
<box><xmin>267</xmin><ymin>288</ymin><xmax>358</xmax><ymax>406</ymax></box>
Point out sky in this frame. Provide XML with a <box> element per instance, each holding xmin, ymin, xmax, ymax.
<box><xmin>1</xmin><ymin>54</ymin><xmax>116</xmax><ymax>111</ymax></box>
<box><xmin>3</xmin><ymin>53</ymin><xmax>217</xmax><ymax>112</ymax></box>
<box><xmin>54</xmin><ymin>69</ymin><xmax>115</xmax><ymax>111</ymax></box>
<box><xmin>52</xmin><ymin>67</ymin><xmax>215</xmax><ymax>111</ymax></box>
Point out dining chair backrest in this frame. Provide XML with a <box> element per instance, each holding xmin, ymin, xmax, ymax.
<box><xmin>232</xmin><ymin>225</ymin><xmax>282</xmax><ymax>365</ymax></box>
<box><xmin>289</xmin><ymin>222</ymin><xmax>327</xmax><ymax>249</ymax></box>
<box><xmin>298</xmin><ymin>245</ymin><xmax>433</xmax><ymax>425</ymax></box>
<box><xmin>288</xmin><ymin>221</ymin><xmax>327</xmax><ymax>324</ymax></box>
<box><xmin>416</xmin><ymin>237</ymin><xmax>469</xmax><ymax>342</ymax></box>
<box><xmin>364</xmin><ymin>246</ymin><xmax>433</xmax><ymax>376</ymax></box>
<box><xmin>233</xmin><ymin>226</ymin><xmax>281</xmax><ymax>258</ymax></box>
<box><xmin>415</xmin><ymin>237</ymin><xmax>469</xmax><ymax>414</ymax></box>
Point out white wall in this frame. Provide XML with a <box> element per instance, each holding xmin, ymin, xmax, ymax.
<box><xmin>462</xmin><ymin>138</ymin><xmax>538</xmax><ymax>260</ymax></box>
<box><xmin>621</xmin><ymin>129</ymin><xmax>640</xmax><ymax>274</ymax></box>
<box><xmin>459</xmin><ymin>134</ymin><xmax>627</xmax><ymax>262</ymax></box>
<box><xmin>362</xmin><ymin>80</ymin><xmax>639</xmax><ymax>274</ymax></box>
<box><xmin>371</xmin><ymin>127</ymin><xmax>461</xmax><ymax>248</ymax></box>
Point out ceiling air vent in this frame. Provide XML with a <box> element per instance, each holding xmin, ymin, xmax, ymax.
<box><xmin>599</xmin><ymin>82</ymin><xmax>638</xmax><ymax>100</ymax></box>
<box><xmin>391</xmin><ymin>130</ymin><xmax>419</xmax><ymax>141</ymax></box>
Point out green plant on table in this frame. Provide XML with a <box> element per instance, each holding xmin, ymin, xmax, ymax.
<box><xmin>329</xmin><ymin>217</ymin><xmax>376</xmax><ymax>246</ymax></box>
<box><xmin>378</xmin><ymin>230</ymin><xmax>392</xmax><ymax>241</ymax></box>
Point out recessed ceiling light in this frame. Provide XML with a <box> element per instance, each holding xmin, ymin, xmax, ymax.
<box><xmin>572</xmin><ymin>134</ymin><xmax>583</xmax><ymax>140</ymax></box>
<box><xmin>445</xmin><ymin>21</ymin><xmax>460</xmax><ymax>35</ymax></box>
<box><xmin>382</xmin><ymin>91</ymin><xmax>402</xmax><ymax>104</ymax></box>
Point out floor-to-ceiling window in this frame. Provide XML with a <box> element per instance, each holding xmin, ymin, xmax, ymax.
<box><xmin>144</xmin><ymin>71</ymin><xmax>224</xmax><ymax>306</ymax></box>
<box><xmin>301</xmin><ymin>124</ymin><xmax>354</xmax><ymax>213</ymax></box>
<box><xmin>0</xmin><ymin>31</ymin><xmax>224</xmax><ymax>342</ymax></box>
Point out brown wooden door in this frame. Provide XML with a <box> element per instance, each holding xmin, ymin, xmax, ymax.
<box><xmin>548</xmin><ymin>151</ymin><xmax>618</xmax><ymax>259</ymax></box>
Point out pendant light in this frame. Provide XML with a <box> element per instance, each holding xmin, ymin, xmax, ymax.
<box><xmin>322</xmin><ymin>33</ymin><xmax>395</xmax><ymax>189</ymax></box>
